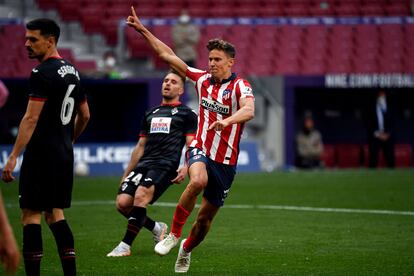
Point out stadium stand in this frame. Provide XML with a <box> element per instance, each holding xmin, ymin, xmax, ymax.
<box><xmin>0</xmin><ymin>23</ymin><xmax>96</xmax><ymax>77</ymax></box>
<box><xmin>0</xmin><ymin>0</ymin><xmax>412</xmax><ymax>77</ymax></box>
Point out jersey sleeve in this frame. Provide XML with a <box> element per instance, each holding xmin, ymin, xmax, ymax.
<box><xmin>139</xmin><ymin>112</ymin><xmax>149</xmax><ymax>137</ymax></box>
<box><xmin>28</xmin><ymin>68</ymin><xmax>48</xmax><ymax>101</ymax></box>
<box><xmin>185</xmin><ymin>109</ymin><xmax>198</xmax><ymax>135</ymax></box>
<box><xmin>186</xmin><ymin>67</ymin><xmax>208</xmax><ymax>83</ymax></box>
<box><xmin>236</xmin><ymin>79</ymin><xmax>254</xmax><ymax>101</ymax></box>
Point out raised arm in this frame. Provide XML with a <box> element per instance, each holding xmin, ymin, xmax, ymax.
<box><xmin>127</xmin><ymin>6</ymin><xmax>188</xmax><ymax>77</ymax></box>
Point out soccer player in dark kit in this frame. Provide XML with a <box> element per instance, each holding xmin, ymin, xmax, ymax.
<box><xmin>1</xmin><ymin>18</ymin><xmax>90</xmax><ymax>275</ymax></box>
<box><xmin>107</xmin><ymin>71</ymin><xmax>198</xmax><ymax>257</ymax></box>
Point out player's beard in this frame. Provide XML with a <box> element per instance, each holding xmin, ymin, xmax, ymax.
<box><xmin>26</xmin><ymin>47</ymin><xmax>42</xmax><ymax>60</ymax></box>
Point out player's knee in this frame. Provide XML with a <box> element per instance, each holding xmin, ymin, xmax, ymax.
<box><xmin>188</xmin><ymin>176</ymin><xmax>207</xmax><ymax>194</ymax></box>
<box><xmin>116</xmin><ymin>198</ymin><xmax>131</xmax><ymax>215</ymax></box>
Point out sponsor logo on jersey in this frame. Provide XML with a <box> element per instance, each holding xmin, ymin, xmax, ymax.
<box><xmin>222</xmin><ymin>89</ymin><xmax>231</xmax><ymax>100</ymax></box>
<box><xmin>242</xmin><ymin>86</ymin><xmax>253</xmax><ymax>96</ymax></box>
<box><xmin>57</xmin><ymin>65</ymin><xmax>80</xmax><ymax>80</ymax></box>
<box><xmin>201</xmin><ymin>97</ymin><xmax>230</xmax><ymax>115</ymax></box>
<box><xmin>144</xmin><ymin>178</ymin><xmax>153</xmax><ymax>182</ymax></box>
<box><xmin>171</xmin><ymin>107</ymin><xmax>178</xmax><ymax>115</ymax></box>
<box><xmin>152</xmin><ymin>108</ymin><xmax>160</xmax><ymax>114</ymax></box>
<box><xmin>150</xmin><ymin>117</ymin><xmax>172</xmax><ymax>134</ymax></box>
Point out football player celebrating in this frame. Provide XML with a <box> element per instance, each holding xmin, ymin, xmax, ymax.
<box><xmin>126</xmin><ymin>6</ymin><xmax>255</xmax><ymax>273</ymax></box>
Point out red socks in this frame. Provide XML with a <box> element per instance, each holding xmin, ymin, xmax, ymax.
<box><xmin>171</xmin><ymin>204</ymin><xmax>190</xmax><ymax>238</ymax></box>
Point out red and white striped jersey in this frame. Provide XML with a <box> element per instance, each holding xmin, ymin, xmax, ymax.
<box><xmin>186</xmin><ymin>67</ymin><xmax>254</xmax><ymax>165</ymax></box>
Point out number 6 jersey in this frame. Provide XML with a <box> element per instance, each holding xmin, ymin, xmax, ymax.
<box><xmin>25</xmin><ymin>56</ymin><xmax>86</xmax><ymax>158</ymax></box>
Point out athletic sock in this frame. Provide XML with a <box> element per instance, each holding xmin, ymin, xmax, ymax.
<box><xmin>23</xmin><ymin>224</ymin><xmax>43</xmax><ymax>276</ymax></box>
<box><xmin>144</xmin><ymin>215</ymin><xmax>156</xmax><ymax>231</ymax></box>
<box><xmin>171</xmin><ymin>204</ymin><xmax>190</xmax><ymax>238</ymax></box>
<box><xmin>122</xmin><ymin>206</ymin><xmax>147</xmax><ymax>245</ymax></box>
<box><xmin>183</xmin><ymin>234</ymin><xmax>198</xmax><ymax>252</ymax></box>
<box><xmin>49</xmin><ymin>220</ymin><xmax>76</xmax><ymax>276</ymax></box>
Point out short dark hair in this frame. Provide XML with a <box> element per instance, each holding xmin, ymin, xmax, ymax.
<box><xmin>206</xmin><ymin>39</ymin><xmax>236</xmax><ymax>58</ymax></box>
<box><xmin>168</xmin><ymin>69</ymin><xmax>186</xmax><ymax>85</ymax></box>
<box><xmin>26</xmin><ymin>18</ymin><xmax>60</xmax><ymax>43</ymax></box>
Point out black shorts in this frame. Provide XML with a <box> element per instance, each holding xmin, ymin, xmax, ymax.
<box><xmin>19</xmin><ymin>152</ymin><xmax>74</xmax><ymax>211</ymax></box>
<box><xmin>118</xmin><ymin>167</ymin><xmax>177</xmax><ymax>204</ymax></box>
<box><xmin>187</xmin><ymin>147</ymin><xmax>236</xmax><ymax>207</ymax></box>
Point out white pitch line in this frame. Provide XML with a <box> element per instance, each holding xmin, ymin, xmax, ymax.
<box><xmin>6</xmin><ymin>200</ymin><xmax>414</xmax><ymax>217</ymax></box>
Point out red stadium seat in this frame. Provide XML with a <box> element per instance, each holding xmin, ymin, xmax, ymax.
<box><xmin>360</xmin><ymin>3</ymin><xmax>385</xmax><ymax>16</ymax></box>
<box><xmin>334</xmin><ymin>2</ymin><xmax>360</xmax><ymax>16</ymax></box>
<box><xmin>284</xmin><ymin>3</ymin><xmax>310</xmax><ymax>17</ymax></box>
<box><xmin>74</xmin><ymin>60</ymin><xmax>97</xmax><ymax>72</ymax></box>
<box><xmin>57</xmin><ymin>1</ymin><xmax>80</xmax><ymax>21</ymax></box>
<box><xmin>36</xmin><ymin>0</ymin><xmax>58</xmax><ymax>10</ymax></box>
<box><xmin>321</xmin><ymin>144</ymin><xmax>336</xmax><ymax>168</ymax></box>
<box><xmin>384</xmin><ymin>3</ymin><xmax>410</xmax><ymax>16</ymax></box>
<box><xmin>395</xmin><ymin>144</ymin><xmax>413</xmax><ymax>168</ymax></box>
<box><xmin>59</xmin><ymin>48</ymin><xmax>75</xmax><ymax>63</ymax></box>
<box><xmin>336</xmin><ymin>144</ymin><xmax>362</xmax><ymax>168</ymax></box>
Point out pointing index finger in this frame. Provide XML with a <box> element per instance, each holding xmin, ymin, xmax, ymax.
<box><xmin>131</xmin><ymin>6</ymin><xmax>137</xmax><ymax>17</ymax></box>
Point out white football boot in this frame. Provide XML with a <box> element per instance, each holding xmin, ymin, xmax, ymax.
<box><xmin>152</xmin><ymin>222</ymin><xmax>168</xmax><ymax>244</ymax></box>
<box><xmin>106</xmin><ymin>241</ymin><xmax>131</xmax><ymax>257</ymax></box>
<box><xmin>154</xmin><ymin>233</ymin><xmax>179</xmax><ymax>256</ymax></box>
<box><xmin>175</xmin><ymin>239</ymin><xmax>191</xmax><ymax>273</ymax></box>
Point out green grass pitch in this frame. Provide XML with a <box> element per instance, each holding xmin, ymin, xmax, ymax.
<box><xmin>1</xmin><ymin>170</ymin><xmax>414</xmax><ymax>275</ymax></box>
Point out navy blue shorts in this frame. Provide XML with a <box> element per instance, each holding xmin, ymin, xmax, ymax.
<box><xmin>187</xmin><ymin>147</ymin><xmax>236</xmax><ymax>207</ymax></box>
<box><xmin>118</xmin><ymin>167</ymin><xmax>176</xmax><ymax>204</ymax></box>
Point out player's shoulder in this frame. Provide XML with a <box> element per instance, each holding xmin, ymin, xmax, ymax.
<box><xmin>179</xmin><ymin>104</ymin><xmax>197</xmax><ymax>114</ymax></box>
<box><xmin>33</xmin><ymin>58</ymin><xmax>78</xmax><ymax>78</ymax></box>
<box><xmin>146</xmin><ymin>105</ymin><xmax>162</xmax><ymax>115</ymax></box>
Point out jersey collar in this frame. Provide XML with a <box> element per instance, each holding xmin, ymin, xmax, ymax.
<box><xmin>161</xmin><ymin>101</ymin><xmax>181</xmax><ymax>107</ymax></box>
<box><xmin>45</xmin><ymin>55</ymin><xmax>62</xmax><ymax>61</ymax></box>
<box><xmin>209</xmin><ymin>73</ymin><xmax>237</xmax><ymax>85</ymax></box>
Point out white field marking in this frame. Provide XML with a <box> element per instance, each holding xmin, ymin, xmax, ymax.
<box><xmin>6</xmin><ymin>201</ymin><xmax>414</xmax><ymax>216</ymax></box>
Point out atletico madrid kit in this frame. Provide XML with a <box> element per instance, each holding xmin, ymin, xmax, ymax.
<box><xmin>185</xmin><ymin>67</ymin><xmax>254</xmax><ymax>206</ymax></box>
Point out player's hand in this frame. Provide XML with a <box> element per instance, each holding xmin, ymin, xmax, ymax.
<box><xmin>1</xmin><ymin>156</ymin><xmax>16</xmax><ymax>183</ymax></box>
<box><xmin>126</xmin><ymin>6</ymin><xmax>144</xmax><ymax>32</ymax></box>
<box><xmin>171</xmin><ymin>166</ymin><xmax>188</xmax><ymax>184</ymax></box>
<box><xmin>208</xmin><ymin>120</ymin><xmax>229</xmax><ymax>131</ymax></box>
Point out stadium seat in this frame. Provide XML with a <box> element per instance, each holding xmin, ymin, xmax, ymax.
<box><xmin>59</xmin><ymin>48</ymin><xmax>75</xmax><ymax>63</ymax></box>
<box><xmin>158</xmin><ymin>7</ymin><xmax>182</xmax><ymax>18</ymax></box>
<box><xmin>336</xmin><ymin>144</ymin><xmax>362</xmax><ymax>168</ymax></box>
<box><xmin>321</xmin><ymin>144</ymin><xmax>336</xmax><ymax>168</ymax></box>
<box><xmin>360</xmin><ymin>3</ymin><xmax>385</xmax><ymax>16</ymax></box>
<box><xmin>394</xmin><ymin>144</ymin><xmax>413</xmax><ymax>168</ymax></box>
<box><xmin>74</xmin><ymin>60</ymin><xmax>97</xmax><ymax>72</ymax></box>
<box><xmin>36</xmin><ymin>0</ymin><xmax>58</xmax><ymax>10</ymax></box>
<box><xmin>309</xmin><ymin>3</ymin><xmax>335</xmax><ymax>16</ymax></box>
<box><xmin>384</xmin><ymin>3</ymin><xmax>410</xmax><ymax>16</ymax></box>
<box><xmin>334</xmin><ymin>2</ymin><xmax>360</xmax><ymax>16</ymax></box>
<box><xmin>284</xmin><ymin>3</ymin><xmax>310</xmax><ymax>17</ymax></box>
<box><xmin>57</xmin><ymin>1</ymin><xmax>80</xmax><ymax>21</ymax></box>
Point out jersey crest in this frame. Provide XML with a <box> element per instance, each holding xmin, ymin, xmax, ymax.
<box><xmin>171</xmin><ymin>107</ymin><xmax>178</xmax><ymax>115</ymax></box>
